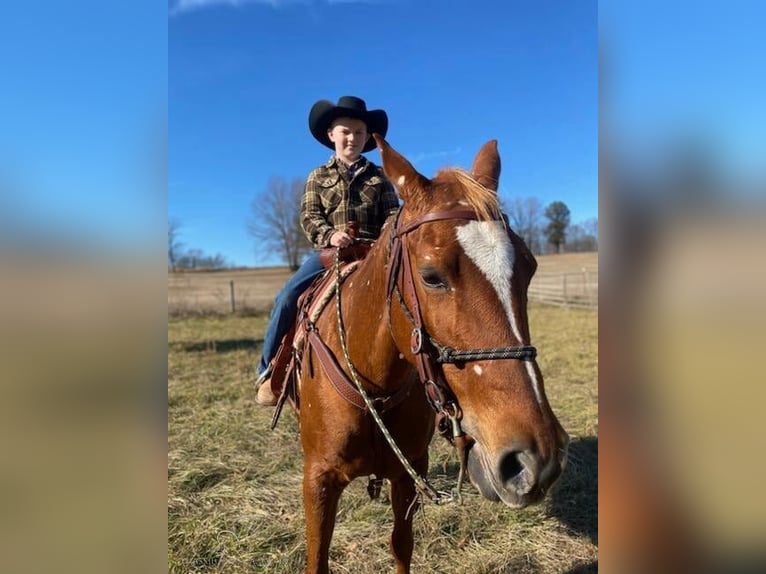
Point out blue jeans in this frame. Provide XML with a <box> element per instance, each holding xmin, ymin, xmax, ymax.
<box><xmin>257</xmin><ymin>252</ymin><xmax>326</xmax><ymax>375</ymax></box>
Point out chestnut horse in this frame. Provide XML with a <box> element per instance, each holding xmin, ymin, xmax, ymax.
<box><xmin>293</xmin><ymin>135</ymin><xmax>569</xmax><ymax>574</ymax></box>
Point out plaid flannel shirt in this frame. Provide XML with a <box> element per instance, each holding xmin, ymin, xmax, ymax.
<box><xmin>301</xmin><ymin>155</ymin><xmax>400</xmax><ymax>248</ymax></box>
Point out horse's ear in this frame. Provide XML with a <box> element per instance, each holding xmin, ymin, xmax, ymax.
<box><xmin>373</xmin><ymin>133</ymin><xmax>429</xmax><ymax>202</ymax></box>
<box><xmin>471</xmin><ymin>139</ymin><xmax>501</xmax><ymax>192</ymax></box>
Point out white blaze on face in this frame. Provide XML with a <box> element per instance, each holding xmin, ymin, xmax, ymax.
<box><xmin>455</xmin><ymin>221</ymin><xmax>544</xmax><ymax>405</ymax></box>
<box><xmin>455</xmin><ymin>221</ymin><xmax>521</xmax><ymax>342</ymax></box>
<box><xmin>525</xmin><ymin>361</ymin><xmax>543</xmax><ymax>406</ymax></box>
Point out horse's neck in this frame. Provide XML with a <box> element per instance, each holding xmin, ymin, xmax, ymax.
<box><xmin>340</xmin><ymin>237</ymin><xmax>392</xmax><ymax>340</ymax></box>
<box><xmin>337</xmin><ymin>232</ymin><xmax>409</xmax><ymax>388</ymax></box>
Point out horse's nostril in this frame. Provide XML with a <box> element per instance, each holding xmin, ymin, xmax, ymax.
<box><xmin>498</xmin><ymin>450</ymin><xmax>525</xmax><ymax>483</ymax></box>
<box><xmin>498</xmin><ymin>448</ymin><xmax>540</xmax><ymax>496</ymax></box>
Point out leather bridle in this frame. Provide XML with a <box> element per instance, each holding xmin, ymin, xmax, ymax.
<box><xmin>329</xmin><ymin>207</ymin><xmax>539</xmax><ymax>506</ymax></box>
<box><xmin>386</xmin><ymin>208</ymin><xmax>538</xmax><ymax>420</ymax></box>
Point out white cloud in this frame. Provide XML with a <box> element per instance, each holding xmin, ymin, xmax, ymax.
<box><xmin>409</xmin><ymin>147</ymin><xmax>462</xmax><ymax>166</ymax></box>
<box><xmin>170</xmin><ymin>0</ymin><xmax>384</xmax><ymax>17</ymax></box>
<box><xmin>170</xmin><ymin>0</ymin><xmax>279</xmax><ymax>17</ymax></box>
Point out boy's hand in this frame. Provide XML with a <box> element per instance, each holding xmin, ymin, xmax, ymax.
<box><xmin>329</xmin><ymin>231</ymin><xmax>353</xmax><ymax>248</ymax></box>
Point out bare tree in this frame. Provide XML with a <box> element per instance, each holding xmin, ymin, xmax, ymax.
<box><xmin>583</xmin><ymin>217</ymin><xmax>598</xmax><ymax>243</ymax></box>
<box><xmin>182</xmin><ymin>248</ymin><xmax>203</xmax><ymax>269</ymax></box>
<box><xmin>567</xmin><ymin>222</ymin><xmax>598</xmax><ymax>252</ymax></box>
<box><xmin>505</xmin><ymin>196</ymin><xmax>544</xmax><ymax>254</ymax></box>
<box><xmin>572</xmin><ymin>217</ymin><xmax>599</xmax><ymax>252</ymax></box>
<box><xmin>168</xmin><ymin>218</ymin><xmax>183</xmax><ymax>271</ymax></box>
<box><xmin>176</xmin><ymin>249</ymin><xmax>230</xmax><ymax>269</ymax></box>
<box><xmin>247</xmin><ymin>177</ymin><xmax>312</xmax><ymax>271</ymax></box>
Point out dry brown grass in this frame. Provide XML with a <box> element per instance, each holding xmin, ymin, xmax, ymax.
<box><xmin>168</xmin><ymin>267</ymin><xmax>293</xmax><ymax>316</ymax></box>
<box><xmin>534</xmin><ymin>252</ymin><xmax>598</xmax><ymax>275</ymax></box>
<box><xmin>167</xmin><ymin>300</ymin><xmax>597</xmax><ymax>573</ymax></box>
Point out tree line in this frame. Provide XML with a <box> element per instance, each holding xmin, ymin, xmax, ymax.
<box><xmin>168</xmin><ymin>218</ymin><xmax>232</xmax><ymax>271</ymax></box>
<box><xmin>503</xmin><ymin>197</ymin><xmax>598</xmax><ymax>255</ymax></box>
<box><xmin>169</xmin><ymin>178</ymin><xmax>597</xmax><ymax>271</ymax></box>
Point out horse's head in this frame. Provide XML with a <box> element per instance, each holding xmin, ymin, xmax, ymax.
<box><xmin>374</xmin><ymin>134</ymin><xmax>569</xmax><ymax>508</ymax></box>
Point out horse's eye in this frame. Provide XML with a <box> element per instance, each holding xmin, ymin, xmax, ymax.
<box><xmin>419</xmin><ymin>268</ymin><xmax>447</xmax><ymax>290</ymax></box>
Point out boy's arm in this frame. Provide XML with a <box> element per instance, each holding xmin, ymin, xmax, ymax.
<box><xmin>300</xmin><ymin>173</ymin><xmax>335</xmax><ymax>248</ymax></box>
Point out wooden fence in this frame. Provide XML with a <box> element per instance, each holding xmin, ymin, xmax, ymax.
<box><xmin>528</xmin><ymin>267</ymin><xmax>598</xmax><ymax>308</ymax></box>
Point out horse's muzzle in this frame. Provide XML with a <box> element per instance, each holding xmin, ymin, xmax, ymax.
<box><xmin>467</xmin><ymin>437</ymin><xmax>569</xmax><ymax>508</ymax></box>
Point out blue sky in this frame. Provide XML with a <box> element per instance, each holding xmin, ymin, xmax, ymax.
<box><xmin>3</xmin><ymin>2</ymin><xmax>764</xmax><ymax>269</ymax></box>
<box><xmin>169</xmin><ymin>0</ymin><xmax>598</xmax><ymax>267</ymax></box>
<box><xmin>1</xmin><ymin>1</ymin><xmax>166</xmax><ymax>252</ymax></box>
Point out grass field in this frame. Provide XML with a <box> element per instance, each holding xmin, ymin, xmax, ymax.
<box><xmin>168</xmin><ymin>299</ymin><xmax>598</xmax><ymax>573</ymax></box>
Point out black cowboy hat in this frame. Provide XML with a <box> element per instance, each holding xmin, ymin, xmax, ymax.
<box><xmin>309</xmin><ymin>96</ymin><xmax>388</xmax><ymax>153</ymax></box>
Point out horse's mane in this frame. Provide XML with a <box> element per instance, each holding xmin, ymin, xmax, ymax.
<box><xmin>434</xmin><ymin>168</ymin><xmax>502</xmax><ymax>222</ymax></box>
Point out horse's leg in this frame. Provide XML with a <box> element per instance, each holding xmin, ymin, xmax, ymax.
<box><xmin>389</xmin><ymin>468</ymin><xmax>421</xmax><ymax>574</ymax></box>
<box><xmin>303</xmin><ymin>462</ymin><xmax>347</xmax><ymax>574</ymax></box>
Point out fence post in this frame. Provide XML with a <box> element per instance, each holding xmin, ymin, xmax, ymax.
<box><xmin>229</xmin><ymin>280</ymin><xmax>236</xmax><ymax>314</ymax></box>
<box><xmin>562</xmin><ymin>273</ymin><xmax>568</xmax><ymax>307</ymax></box>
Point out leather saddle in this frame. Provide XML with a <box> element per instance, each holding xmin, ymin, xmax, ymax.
<box><xmin>317</xmin><ymin>221</ymin><xmax>372</xmax><ymax>269</ymax></box>
<box><xmin>266</xmin><ymin>227</ymin><xmax>372</xmax><ymax>428</ymax></box>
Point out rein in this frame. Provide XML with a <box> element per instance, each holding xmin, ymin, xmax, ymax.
<box><xmin>333</xmin><ymin>249</ymin><xmax>458</xmax><ymax>506</ymax></box>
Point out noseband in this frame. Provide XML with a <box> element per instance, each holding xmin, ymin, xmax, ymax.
<box><xmin>386</xmin><ymin>208</ymin><xmax>538</xmax><ymax>418</ymax></box>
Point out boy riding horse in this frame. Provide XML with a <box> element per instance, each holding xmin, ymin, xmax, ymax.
<box><xmin>255</xmin><ymin>96</ymin><xmax>399</xmax><ymax>405</ymax></box>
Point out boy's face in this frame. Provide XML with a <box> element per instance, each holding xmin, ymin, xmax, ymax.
<box><xmin>328</xmin><ymin>117</ymin><xmax>369</xmax><ymax>163</ymax></box>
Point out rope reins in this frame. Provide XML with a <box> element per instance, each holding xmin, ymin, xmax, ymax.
<box><xmin>333</xmin><ymin>249</ymin><xmax>459</xmax><ymax>506</ymax></box>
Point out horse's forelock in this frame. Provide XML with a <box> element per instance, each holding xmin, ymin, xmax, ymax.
<box><xmin>432</xmin><ymin>169</ymin><xmax>501</xmax><ymax>222</ymax></box>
